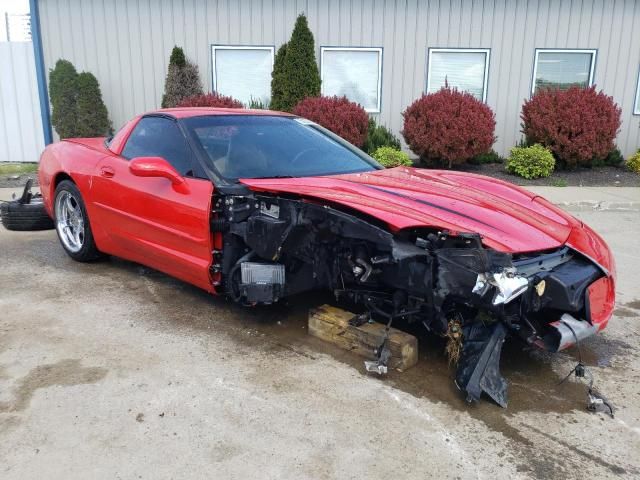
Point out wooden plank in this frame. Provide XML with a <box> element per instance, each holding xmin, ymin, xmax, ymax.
<box><xmin>308</xmin><ymin>304</ymin><xmax>418</xmax><ymax>371</ymax></box>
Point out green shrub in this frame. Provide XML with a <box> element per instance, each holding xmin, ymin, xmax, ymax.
<box><xmin>49</xmin><ymin>59</ymin><xmax>79</xmax><ymax>139</ymax></box>
<box><xmin>372</xmin><ymin>147</ymin><xmax>412</xmax><ymax>168</ymax></box>
<box><xmin>593</xmin><ymin>147</ymin><xmax>624</xmax><ymax>167</ymax></box>
<box><xmin>75</xmin><ymin>72</ymin><xmax>112</xmax><ymax>137</ymax></box>
<box><xmin>275</xmin><ymin>15</ymin><xmax>321</xmax><ymax>112</ymax></box>
<box><xmin>169</xmin><ymin>46</ymin><xmax>186</xmax><ymax>68</ymax></box>
<box><xmin>506</xmin><ymin>144</ymin><xmax>555</xmax><ymax>179</ymax></box>
<box><xmin>627</xmin><ymin>150</ymin><xmax>640</xmax><ymax>174</ymax></box>
<box><xmin>363</xmin><ymin>118</ymin><xmax>401</xmax><ymax>154</ymax></box>
<box><xmin>469</xmin><ymin>150</ymin><xmax>504</xmax><ymax>165</ymax></box>
<box><xmin>551</xmin><ymin>178</ymin><xmax>568</xmax><ymax>187</ymax></box>
<box><xmin>49</xmin><ymin>59</ymin><xmax>112</xmax><ymax>139</ymax></box>
<box><xmin>161</xmin><ymin>46</ymin><xmax>203</xmax><ymax>108</ymax></box>
<box><xmin>269</xmin><ymin>42</ymin><xmax>288</xmax><ymax>111</ymax></box>
<box><xmin>248</xmin><ymin>96</ymin><xmax>268</xmax><ymax>109</ymax></box>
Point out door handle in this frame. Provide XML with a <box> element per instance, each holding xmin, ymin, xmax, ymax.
<box><xmin>100</xmin><ymin>166</ymin><xmax>115</xmax><ymax>178</ymax></box>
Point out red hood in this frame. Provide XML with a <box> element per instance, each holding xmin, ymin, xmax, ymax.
<box><xmin>240</xmin><ymin>167</ymin><xmax>580</xmax><ymax>253</ymax></box>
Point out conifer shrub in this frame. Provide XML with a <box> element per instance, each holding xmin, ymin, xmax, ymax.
<box><xmin>161</xmin><ymin>46</ymin><xmax>204</xmax><ymax>108</ymax></box>
<box><xmin>270</xmin><ymin>42</ymin><xmax>289</xmax><ymax>111</ymax></box>
<box><xmin>272</xmin><ymin>15</ymin><xmax>320</xmax><ymax>112</ymax></box>
<box><xmin>75</xmin><ymin>72</ymin><xmax>112</xmax><ymax>137</ymax></box>
<box><xmin>363</xmin><ymin>118</ymin><xmax>401</xmax><ymax>155</ymax></box>
<box><xmin>49</xmin><ymin>59</ymin><xmax>79</xmax><ymax>139</ymax></box>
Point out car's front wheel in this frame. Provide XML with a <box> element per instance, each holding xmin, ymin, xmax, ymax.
<box><xmin>54</xmin><ymin>180</ymin><xmax>103</xmax><ymax>262</ymax></box>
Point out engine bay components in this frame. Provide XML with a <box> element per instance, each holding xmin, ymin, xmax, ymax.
<box><xmin>239</xmin><ymin>262</ymin><xmax>285</xmax><ymax>304</ymax></box>
<box><xmin>214</xmin><ymin>191</ymin><xmax>611</xmax><ymax>407</ymax></box>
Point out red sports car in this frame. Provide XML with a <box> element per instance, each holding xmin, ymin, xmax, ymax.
<box><xmin>37</xmin><ymin>108</ymin><xmax>615</xmax><ymax>407</ymax></box>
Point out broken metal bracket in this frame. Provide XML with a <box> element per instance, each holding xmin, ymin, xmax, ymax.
<box><xmin>364</xmin><ymin>332</ymin><xmax>392</xmax><ymax>376</ymax></box>
<box><xmin>364</xmin><ymin>360</ymin><xmax>388</xmax><ymax>375</ymax></box>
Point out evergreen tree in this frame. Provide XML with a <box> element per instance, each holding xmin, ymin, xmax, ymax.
<box><xmin>169</xmin><ymin>45</ymin><xmax>186</xmax><ymax>68</ymax></box>
<box><xmin>161</xmin><ymin>46</ymin><xmax>203</xmax><ymax>108</ymax></box>
<box><xmin>75</xmin><ymin>72</ymin><xmax>112</xmax><ymax>137</ymax></box>
<box><xmin>270</xmin><ymin>42</ymin><xmax>288</xmax><ymax>111</ymax></box>
<box><xmin>279</xmin><ymin>14</ymin><xmax>321</xmax><ymax>111</ymax></box>
<box><xmin>49</xmin><ymin>59</ymin><xmax>79</xmax><ymax>139</ymax></box>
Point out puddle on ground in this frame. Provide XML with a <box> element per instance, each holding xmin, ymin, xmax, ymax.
<box><xmin>614</xmin><ymin>307</ymin><xmax>637</xmax><ymax>318</ymax></box>
<box><xmin>113</xmin><ymin>258</ymin><xmax>632</xmax><ymax>424</ymax></box>
<box><xmin>0</xmin><ymin>359</ymin><xmax>107</xmax><ymax>413</ymax></box>
<box><xmin>623</xmin><ymin>299</ymin><xmax>640</xmax><ymax>311</ymax></box>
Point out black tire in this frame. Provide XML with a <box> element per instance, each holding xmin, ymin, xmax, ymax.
<box><xmin>0</xmin><ymin>196</ymin><xmax>55</xmax><ymax>231</ymax></box>
<box><xmin>53</xmin><ymin>180</ymin><xmax>104</xmax><ymax>262</ymax></box>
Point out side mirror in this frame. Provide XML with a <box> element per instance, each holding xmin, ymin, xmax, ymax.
<box><xmin>129</xmin><ymin>157</ymin><xmax>184</xmax><ymax>186</ymax></box>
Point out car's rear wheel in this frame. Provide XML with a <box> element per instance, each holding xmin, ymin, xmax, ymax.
<box><xmin>54</xmin><ymin>180</ymin><xmax>103</xmax><ymax>261</ymax></box>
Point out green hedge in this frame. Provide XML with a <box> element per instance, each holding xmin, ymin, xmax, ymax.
<box><xmin>506</xmin><ymin>144</ymin><xmax>555</xmax><ymax>179</ymax></box>
<box><xmin>372</xmin><ymin>147</ymin><xmax>412</xmax><ymax>168</ymax></box>
<box><xmin>627</xmin><ymin>150</ymin><xmax>640</xmax><ymax>174</ymax></box>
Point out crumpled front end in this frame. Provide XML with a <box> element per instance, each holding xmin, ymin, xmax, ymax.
<box><xmin>435</xmin><ymin>221</ymin><xmax>615</xmax><ymax>407</ymax></box>
<box><xmin>213</xmin><ymin>188</ymin><xmax>615</xmax><ymax>408</ymax></box>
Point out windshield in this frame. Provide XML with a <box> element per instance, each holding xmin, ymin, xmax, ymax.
<box><xmin>182</xmin><ymin>115</ymin><xmax>381</xmax><ymax>180</ymax></box>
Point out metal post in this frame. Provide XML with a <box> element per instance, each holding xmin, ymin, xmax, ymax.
<box><xmin>28</xmin><ymin>0</ymin><xmax>53</xmax><ymax>145</ymax></box>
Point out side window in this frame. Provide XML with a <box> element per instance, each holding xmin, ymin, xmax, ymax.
<box><xmin>121</xmin><ymin>116</ymin><xmax>195</xmax><ymax>176</ymax></box>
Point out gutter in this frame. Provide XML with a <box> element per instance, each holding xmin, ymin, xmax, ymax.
<box><xmin>29</xmin><ymin>0</ymin><xmax>53</xmax><ymax>146</ymax></box>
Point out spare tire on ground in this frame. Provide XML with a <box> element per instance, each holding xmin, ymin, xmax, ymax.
<box><xmin>0</xmin><ymin>180</ymin><xmax>54</xmax><ymax>231</ymax></box>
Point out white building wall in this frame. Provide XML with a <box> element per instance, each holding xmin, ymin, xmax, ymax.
<box><xmin>0</xmin><ymin>41</ymin><xmax>44</xmax><ymax>162</ymax></box>
<box><xmin>38</xmin><ymin>0</ymin><xmax>640</xmax><ymax>156</ymax></box>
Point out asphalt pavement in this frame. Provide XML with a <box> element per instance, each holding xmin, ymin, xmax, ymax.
<box><xmin>0</xmin><ymin>186</ymin><xmax>639</xmax><ymax>479</ymax></box>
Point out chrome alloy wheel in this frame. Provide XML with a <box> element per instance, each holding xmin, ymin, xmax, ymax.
<box><xmin>55</xmin><ymin>190</ymin><xmax>85</xmax><ymax>253</ymax></box>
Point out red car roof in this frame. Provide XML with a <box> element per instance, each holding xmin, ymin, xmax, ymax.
<box><xmin>154</xmin><ymin>107</ymin><xmax>294</xmax><ymax>118</ymax></box>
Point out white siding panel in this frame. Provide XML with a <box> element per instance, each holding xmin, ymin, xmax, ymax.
<box><xmin>0</xmin><ymin>42</ymin><xmax>45</xmax><ymax>162</ymax></box>
<box><xmin>37</xmin><ymin>0</ymin><xmax>640</xmax><ymax>156</ymax></box>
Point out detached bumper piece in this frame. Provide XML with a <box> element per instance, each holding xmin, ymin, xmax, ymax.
<box><xmin>456</xmin><ymin>322</ymin><xmax>508</xmax><ymax>408</ymax></box>
<box><xmin>540</xmin><ymin>313</ymin><xmax>599</xmax><ymax>352</ymax></box>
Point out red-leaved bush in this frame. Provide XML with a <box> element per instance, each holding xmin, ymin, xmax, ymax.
<box><xmin>401</xmin><ymin>87</ymin><xmax>496</xmax><ymax>167</ymax></box>
<box><xmin>521</xmin><ymin>86</ymin><xmax>621</xmax><ymax>168</ymax></box>
<box><xmin>176</xmin><ymin>92</ymin><xmax>243</xmax><ymax>108</ymax></box>
<box><xmin>292</xmin><ymin>96</ymin><xmax>369</xmax><ymax>147</ymax></box>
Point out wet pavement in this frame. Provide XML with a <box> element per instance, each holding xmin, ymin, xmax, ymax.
<box><xmin>0</xmin><ymin>209</ymin><xmax>639</xmax><ymax>479</ymax></box>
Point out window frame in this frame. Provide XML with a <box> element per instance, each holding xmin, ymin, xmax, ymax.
<box><xmin>320</xmin><ymin>46</ymin><xmax>383</xmax><ymax>113</ymax></box>
<box><xmin>426</xmin><ymin>47</ymin><xmax>491</xmax><ymax>103</ymax></box>
<box><xmin>531</xmin><ymin>48</ymin><xmax>597</xmax><ymax>96</ymax></box>
<box><xmin>634</xmin><ymin>66</ymin><xmax>640</xmax><ymax>116</ymax></box>
<box><xmin>210</xmin><ymin>45</ymin><xmax>275</xmax><ymax>104</ymax></box>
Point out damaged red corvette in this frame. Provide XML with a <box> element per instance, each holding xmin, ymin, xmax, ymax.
<box><xmin>38</xmin><ymin>108</ymin><xmax>615</xmax><ymax>407</ymax></box>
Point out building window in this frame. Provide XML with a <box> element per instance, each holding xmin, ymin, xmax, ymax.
<box><xmin>211</xmin><ymin>46</ymin><xmax>274</xmax><ymax>106</ymax></box>
<box><xmin>427</xmin><ymin>48</ymin><xmax>490</xmax><ymax>102</ymax></box>
<box><xmin>320</xmin><ymin>47</ymin><xmax>383</xmax><ymax>113</ymax></box>
<box><xmin>634</xmin><ymin>67</ymin><xmax>640</xmax><ymax>115</ymax></box>
<box><xmin>532</xmin><ymin>49</ymin><xmax>596</xmax><ymax>94</ymax></box>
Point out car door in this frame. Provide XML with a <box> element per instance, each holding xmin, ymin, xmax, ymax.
<box><xmin>90</xmin><ymin>115</ymin><xmax>215</xmax><ymax>293</ymax></box>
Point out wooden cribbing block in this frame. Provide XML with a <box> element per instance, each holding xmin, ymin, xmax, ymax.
<box><xmin>308</xmin><ymin>304</ymin><xmax>418</xmax><ymax>371</ymax></box>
